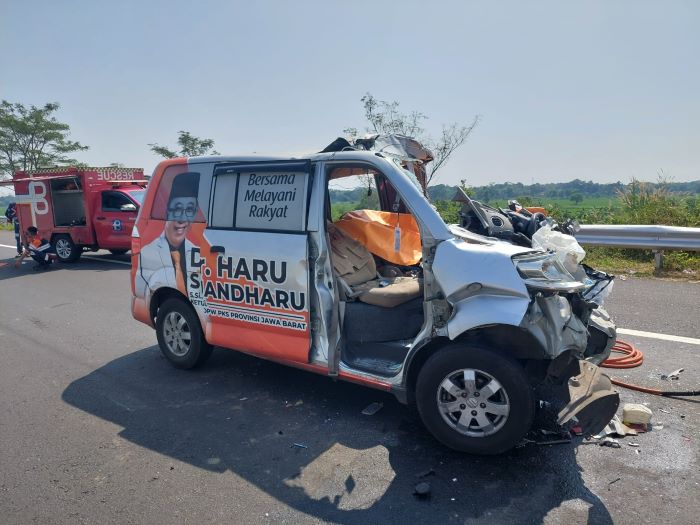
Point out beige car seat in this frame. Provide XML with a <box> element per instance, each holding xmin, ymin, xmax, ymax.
<box><xmin>328</xmin><ymin>222</ymin><xmax>422</xmax><ymax>308</ymax></box>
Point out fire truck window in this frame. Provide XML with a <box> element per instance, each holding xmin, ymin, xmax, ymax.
<box><xmin>210</xmin><ymin>173</ymin><xmax>237</xmax><ymax>228</ymax></box>
<box><xmin>102</xmin><ymin>192</ymin><xmax>134</xmax><ymax>212</ymax></box>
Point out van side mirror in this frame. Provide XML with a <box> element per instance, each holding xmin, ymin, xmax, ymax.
<box><xmin>120</xmin><ymin>203</ymin><xmax>137</xmax><ymax>212</ymax></box>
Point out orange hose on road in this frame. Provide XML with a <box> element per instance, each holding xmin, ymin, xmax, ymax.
<box><xmin>601</xmin><ymin>339</ymin><xmax>699</xmax><ymax>396</ymax></box>
<box><xmin>602</xmin><ymin>340</ymin><xmax>644</xmax><ymax>369</ymax></box>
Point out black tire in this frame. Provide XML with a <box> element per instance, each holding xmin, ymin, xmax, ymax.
<box><xmin>109</xmin><ymin>249</ymin><xmax>129</xmax><ymax>255</ymax></box>
<box><xmin>415</xmin><ymin>344</ymin><xmax>534</xmax><ymax>455</ymax></box>
<box><xmin>155</xmin><ymin>298</ymin><xmax>213</xmax><ymax>369</ymax></box>
<box><xmin>54</xmin><ymin>234</ymin><xmax>81</xmax><ymax>262</ymax></box>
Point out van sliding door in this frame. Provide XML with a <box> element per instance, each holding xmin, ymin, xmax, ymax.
<box><xmin>192</xmin><ymin>161</ymin><xmax>312</xmax><ymax>363</ymax></box>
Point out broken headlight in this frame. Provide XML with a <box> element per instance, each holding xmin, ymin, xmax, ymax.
<box><xmin>513</xmin><ymin>252</ymin><xmax>586</xmax><ymax>292</ymax></box>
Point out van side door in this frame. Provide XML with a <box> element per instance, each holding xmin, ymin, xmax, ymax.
<box><xmin>195</xmin><ymin>161</ymin><xmax>312</xmax><ymax>364</ymax></box>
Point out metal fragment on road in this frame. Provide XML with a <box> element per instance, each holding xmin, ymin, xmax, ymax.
<box><xmin>661</xmin><ymin>368</ymin><xmax>684</xmax><ymax>380</ymax></box>
<box><xmin>599</xmin><ymin>437</ymin><xmax>621</xmax><ymax>448</ymax></box>
<box><xmin>291</xmin><ymin>442</ymin><xmax>308</xmax><ymax>449</ymax></box>
<box><xmin>608</xmin><ymin>477</ymin><xmax>621</xmax><ymax>490</ymax></box>
<box><xmin>361</xmin><ymin>402</ymin><xmax>383</xmax><ymax>415</ymax></box>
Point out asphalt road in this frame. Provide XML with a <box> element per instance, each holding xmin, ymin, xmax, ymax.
<box><xmin>1</xmin><ymin>230</ymin><xmax>699</xmax><ymax>524</ymax></box>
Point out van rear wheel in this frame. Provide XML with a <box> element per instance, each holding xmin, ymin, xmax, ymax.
<box><xmin>416</xmin><ymin>344</ymin><xmax>534</xmax><ymax>455</ymax></box>
<box><xmin>156</xmin><ymin>298</ymin><xmax>212</xmax><ymax>369</ymax></box>
<box><xmin>54</xmin><ymin>234</ymin><xmax>81</xmax><ymax>262</ymax></box>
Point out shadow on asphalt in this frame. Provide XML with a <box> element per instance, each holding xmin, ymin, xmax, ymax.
<box><xmin>63</xmin><ymin>347</ymin><xmax>613</xmax><ymax>524</ymax></box>
<box><xmin>0</xmin><ymin>253</ymin><xmax>129</xmax><ymax>281</ymax></box>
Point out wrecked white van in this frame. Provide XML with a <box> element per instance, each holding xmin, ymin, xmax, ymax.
<box><xmin>131</xmin><ymin>151</ymin><xmax>619</xmax><ymax>454</ymax></box>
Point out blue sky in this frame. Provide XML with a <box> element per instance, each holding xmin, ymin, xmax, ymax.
<box><xmin>2</xmin><ymin>0</ymin><xmax>697</xmax><ymax>186</ymax></box>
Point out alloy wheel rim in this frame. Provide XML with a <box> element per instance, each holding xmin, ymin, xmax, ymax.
<box><xmin>436</xmin><ymin>368</ymin><xmax>510</xmax><ymax>437</ymax></box>
<box><xmin>56</xmin><ymin>239</ymin><xmax>71</xmax><ymax>258</ymax></box>
<box><xmin>163</xmin><ymin>311</ymin><xmax>192</xmax><ymax>357</ymax></box>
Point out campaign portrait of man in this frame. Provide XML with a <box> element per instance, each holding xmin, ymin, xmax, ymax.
<box><xmin>135</xmin><ymin>171</ymin><xmax>201</xmax><ymax>296</ymax></box>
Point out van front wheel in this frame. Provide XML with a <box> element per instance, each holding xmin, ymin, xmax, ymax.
<box><xmin>416</xmin><ymin>344</ymin><xmax>534</xmax><ymax>455</ymax></box>
<box><xmin>156</xmin><ymin>298</ymin><xmax>212</xmax><ymax>369</ymax></box>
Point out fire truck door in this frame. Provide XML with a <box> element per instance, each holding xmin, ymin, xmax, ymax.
<box><xmin>95</xmin><ymin>191</ymin><xmax>138</xmax><ymax>249</ymax></box>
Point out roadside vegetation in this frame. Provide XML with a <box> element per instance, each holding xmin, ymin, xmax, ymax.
<box><xmin>336</xmin><ymin>177</ymin><xmax>700</xmax><ymax>279</ymax></box>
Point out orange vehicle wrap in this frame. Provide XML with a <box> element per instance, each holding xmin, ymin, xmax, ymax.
<box><xmin>132</xmin><ymin>160</ymin><xmax>311</xmax><ymax>365</ymax></box>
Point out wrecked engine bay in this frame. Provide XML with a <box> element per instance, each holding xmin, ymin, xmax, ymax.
<box><xmin>452</xmin><ymin>189</ymin><xmax>620</xmax><ymax>432</ymax></box>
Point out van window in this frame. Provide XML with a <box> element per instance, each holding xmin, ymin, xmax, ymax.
<box><xmin>207</xmin><ymin>164</ymin><xmax>310</xmax><ymax>232</ymax></box>
<box><xmin>150</xmin><ymin>166</ymin><xmax>207</xmax><ymax>223</ymax></box>
<box><xmin>209</xmin><ymin>173</ymin><xmax>237</xmax><ymax>228</ymax></box>
<box><xmin>328</xmin><ymin>167</ymin><xmax>382</xmax><ymax>221</ymax></box>
<box><xmin>235</xmin><ymin>171</ymin><xmax>308</xmax><ymax>232</ymax></box>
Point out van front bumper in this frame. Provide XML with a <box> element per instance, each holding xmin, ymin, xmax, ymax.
<box><xmin>557</xmin><ymin>360</ymin><xmax>619</xmax><ymax>436</ymax></box>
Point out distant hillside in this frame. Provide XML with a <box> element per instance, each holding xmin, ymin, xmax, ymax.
<box><xmin>427</xmin><ymin>179</ymin><xmax>700</xmax><ymax>202</ymax></box>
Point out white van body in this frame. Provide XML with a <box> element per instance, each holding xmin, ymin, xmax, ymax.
<box><xmin>131</xmin><ymin>151</ymin><xmax>618</xmax><ymax>454</ymax></box>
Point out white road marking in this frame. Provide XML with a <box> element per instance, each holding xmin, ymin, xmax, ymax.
<box><xmin>617</xmin><ymin>328</ymin><xmax>700</xmax><ymax>346</ymax></box>
<box><xmin>1</xmin><ymin>242</ymin><xmax>130</xmax><ymax>266</ymax></box>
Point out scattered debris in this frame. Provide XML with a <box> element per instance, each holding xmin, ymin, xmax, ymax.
<box><xmin>652</xmin><ymin>423</ymin><xmax>664</xmax><ymax>431</ymax></box>
<box><xmin>595</xmin><ymin>415</ymin><xmax>637</xmax><ymax>438</ymax></box>
<box><xmin>570</xmin><ymin>425</ymin><xmax>584</xmax><ymax>436</ymax></box>
<box><xmin>361</xmin><ymin>402</ymin><xmax>384</xmax><ymax>416</ymax></box>
<box><xmin>239</xmin><ymin>397</ymin><xmax>248</xmax><ymax>401</ymax></box>
<box><xmin>658</xmin><ymin>408</ymin><xmax>671</xmax><ymax>414</ymax></box>
<box><xmin>626</xmin><ymin>423</ymin><xmax>648</xmax><ymax>433</ymax></box>
<box><xmin>413</xmin><ymin>482</ymin><xmax>431</xmax><ymax>499</ymax></box>
<box><xmin>661</xmin><ymin>368</ymin><xmax>684</xmax><ymax>381</ymax></box>
<box><xmin>628</xmin><ymin>442</ymin><xmax>640</xmax><ymax>447</ymax></box>
<box><xmin>452</xmin><ymin>478</ymin><xmax>458</xmax><ymax>482</ymax></box>
<box><xmin>608</xmin><ymin>477</ymin><xmax>621</xmax><ymax>490</ymax></box>
<box><xmin>599</xmin><ymin>437</ymin><xmax>621</xmax><ymax>448</ymax></box>
<box><xmin>537</xmin><ymin>438</ymin><xmax>572</xmax><ymax>446</ymax></box>
<box><xmin>292</xmin><ymin>442</ymin><xmax>308</xmax><ymax>449</ymax></box>
<box><xmin>618</xmin><ymin>275</ymin><xmax>627</xmax><ymax>281</ymax></box>
<box><xmin>682</xmin><ymin>269</ymin><xmax>697</xmax><ymax>275</ymax></box>
<box><xmin>622</xmin><ymin>404</ymin><xmax>653</xmax><ymax>426</ymax></box>
<box><xmin>538</xmin><ymin>400</ymin><xmax>552</xmax><ymax>409</ymax></box>
<box><xmin>416</xmin><ymin>468</ymin><xmax>435</xmax><ymax>478</ymax></box>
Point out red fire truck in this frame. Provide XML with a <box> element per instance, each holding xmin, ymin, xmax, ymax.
<box><xmin>9</xmin><ymin>167</ymin><xmax>147</xmax><ymax>262</ymax></box>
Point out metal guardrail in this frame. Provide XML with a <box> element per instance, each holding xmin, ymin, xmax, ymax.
<box><xmin>575</xmin><ymin>224</ymin><xmax>700</xmax><ymax>251</ymax></box>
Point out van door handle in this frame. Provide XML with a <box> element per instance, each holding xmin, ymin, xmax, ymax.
<box><xmin>210</xmin><ymin>245</ymin><xmax>225</xmax><ymax>253</ymax></box>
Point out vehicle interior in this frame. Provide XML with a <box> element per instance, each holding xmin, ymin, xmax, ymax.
<box><xmin>50</xmin><ymin>176</ymin><xmax>87</xmax><ymax>226</ymax></box>
<box><xmin>325</xmin><ymin>164</ymin><xmax>425</xmax><ymax>377</ymax></box>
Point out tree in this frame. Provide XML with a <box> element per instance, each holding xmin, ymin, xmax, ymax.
<box><xmin>0</xmin><ymin>100</ymin><xmax>88</xmax><ymax>179</ymax></box>
<box><xmin>149</xmin><ymin>130</ymin><xmax>219</xmax><ymax>158</ymax></box>
<box><xmin>570</xmin><ymin>192</ymin><xmax>584</xmax><ymax>204</ymax></box>
<box><xmin>346</xmin><ymin>93</ymin><xmax>480</xmax><ymax>195</ymax></box>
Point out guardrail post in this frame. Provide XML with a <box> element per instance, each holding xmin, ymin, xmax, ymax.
<box><xmin>653</xmin><ymin>250</ymin><xmax>664</xmax><ymax>274</ymax></box>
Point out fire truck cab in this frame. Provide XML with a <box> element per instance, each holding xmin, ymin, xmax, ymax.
<box><xmin>11</xmin><ymin>167</ymin><xmax>147</xmax><ymax>262</ymax></box>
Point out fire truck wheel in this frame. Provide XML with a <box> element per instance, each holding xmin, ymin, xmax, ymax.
<box><xmin>156</xmin><ymin>297</ymin><xmax>213</xmax><ymax>369</ymax></box>
<box><xmin>54</xmin><ymin>234</ymin><xmax>81</xmax><ymax>262</ymax></box>
<box><xmin>109</xmin><ymin>249</ymin><xmax>129</xmax><ymax>255</ymax></box>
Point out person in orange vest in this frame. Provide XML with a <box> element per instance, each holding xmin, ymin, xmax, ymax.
<box><xmin>14</xmin><ymin>226</ymin><xmax>57</xmax><ymax>270</ymax></box>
